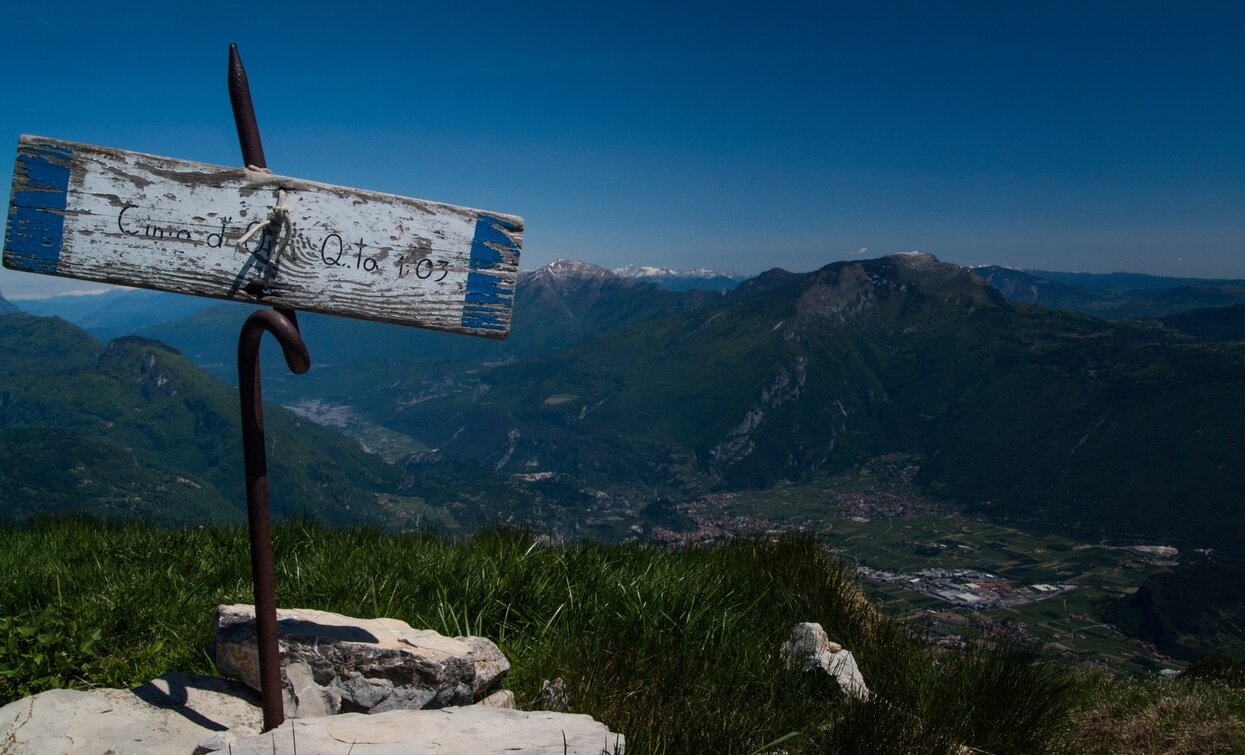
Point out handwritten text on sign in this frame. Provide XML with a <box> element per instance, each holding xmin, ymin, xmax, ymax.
<box><xmin>4</xmin><ymin>136</ymin><xmax>523</xmax><ymax>337</ymax></box>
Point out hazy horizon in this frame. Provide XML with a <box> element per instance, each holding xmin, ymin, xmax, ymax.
<box><xmin>7</xmin><ymin>248</ymin><xmax>1245</xmax><ymax>303</ymax></box>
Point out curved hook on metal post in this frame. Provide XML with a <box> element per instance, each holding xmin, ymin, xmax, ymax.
<box><xmin>239</xmin><ymin>308</ymin><xmax>309</xmax><ymax>379</ymax></box>
<box><xmin>236</xmin><ymin>308</ymin><xmax>309</xmax><ymax>732</ymax></box>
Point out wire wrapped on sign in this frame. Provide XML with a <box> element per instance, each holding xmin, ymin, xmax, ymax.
<box><xmin>235</xmin><ymin>187</ymin><xmax>292</xmax><ymax>285</ymax></box>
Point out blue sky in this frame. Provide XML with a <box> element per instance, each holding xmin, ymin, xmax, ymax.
<box><xmin>2</xmin><ymin>0</ymin><xmax>1243</xmax><ymax>298</ymax></box>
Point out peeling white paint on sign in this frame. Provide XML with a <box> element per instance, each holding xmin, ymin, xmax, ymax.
<box><xmin>4</xmin><ymin>136</ymin><xmax>523</xmax><ymax>337</ymax></box>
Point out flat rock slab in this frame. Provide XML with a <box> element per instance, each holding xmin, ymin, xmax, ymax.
<box><xmin>214</xmin><ymin>604</ymin><xmax>509</xmax><ymax>717</ymax></box>
<box><xmin>0</xmin><ymin>673</ymin><xmax>261</xmax><ymax>754</ymax></box>
<box><xmin>215</xmin><ymin>706</ymin><xmax>625</xmax><ymax>755</ymax></box>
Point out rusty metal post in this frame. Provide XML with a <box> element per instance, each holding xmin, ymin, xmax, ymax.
<box><xmin>229</xmin><ymin>42</ymin><xmax>308</xmax><ymax>732</ymax></box>
<box><xmin>237</xmin><ymin>310</ymin><xmax>308</xmax><ymax>732</ymax></box>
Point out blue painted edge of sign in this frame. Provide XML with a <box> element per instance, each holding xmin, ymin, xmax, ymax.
<box><xmin>4</xmin><ymin>139</ymin><xmax>73</xmax><ymax>274</ymax></box>
<box><xmin>461</xmin><ymin>213</ymin><xmax>520</xmax><ymax>331</ymax></box>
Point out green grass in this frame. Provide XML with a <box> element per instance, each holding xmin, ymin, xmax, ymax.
<box><xmin>0</xmin><ymin>517</ymin><xmax>1241</xmax><ymax>754</ymax></box>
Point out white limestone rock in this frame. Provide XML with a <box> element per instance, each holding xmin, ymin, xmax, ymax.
<box><xmin>213</xmin><ymin>604</ymin><xmax>510</xmax><ymax>717</ymax></box>
<box><xmin>822</xmin><ymin>648</ymin><xmax>870</xmax><ymax>700</ymax></box>
<box><xmin>0</xmin><ymin>672</ymin><xmax>260</xmax><ymax>754</ymax></box>
<box><xmin>462</xmin><ymin>635</ymin><xmax>513</xmax><ymax>697</ymax></box>
<box><xmin>779</xmin><ymin>622</ymin><xmax>870</xmax><ymax>700</ymax></box>
<box><xmin>779</xmin><ymin>622</ymin><xmax>841</xmax><ymax>667</ymax></box>
<box><xmin>214</xmin><ymin>706</ymin><xmax>625</xmax><ymax>755</ymax></box>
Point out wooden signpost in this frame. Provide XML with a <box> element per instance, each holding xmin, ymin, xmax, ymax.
<box><xmin>5</xmin><ymin>136</ymin><xmax>523</xmax><ymax>336</ymax></box>
<box><xmin>3</xmin><ymin>45</ymin><xmax>525</xmax><ymax>734</ymax></box>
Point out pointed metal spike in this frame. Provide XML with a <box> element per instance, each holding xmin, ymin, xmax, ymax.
<box><xmin>228</xmin><ymin>43</ymin><xmax>267</xmax><ymax>170</ymax></box>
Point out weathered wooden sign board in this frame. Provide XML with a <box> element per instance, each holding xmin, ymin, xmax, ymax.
<box><xmin>4</xmin><ymin>136</ymin><xmax>522</xmax><ymax>337</ymax></box>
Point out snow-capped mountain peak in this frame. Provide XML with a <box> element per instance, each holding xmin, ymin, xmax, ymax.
<box><xmin>522</xmin><ymin>259</ymin><xmax>616</xmax><ymax>283</ymax></box>
<box><xmin>612</xmin><ymin>264</ymin><xmax>741</xmax><ymax>280</ymax></box>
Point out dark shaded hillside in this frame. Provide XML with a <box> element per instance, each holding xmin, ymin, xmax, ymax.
<box><xmin>1103</xmin><ymin>283</ymin><xmax>1245</xmax><ymax>319</ymax></box>
<box><xmin>366</xmin><ymin>253</ymin><xmax>1245</xmax><ymax>555</ymax></box>
<box><xmin>0</xmin><ymin>313</ymin><xmax>399</xmax><ymax>525</ymax></box>
<box><xmin>1162</xmin><ymin>303</ymin><xmax>1245</xmax><ymax>342</ymax></box>
<box><xmin>922</xmin><ymin>332</ymin><xmax>1245</xmax><ymax>549</ymax></box>
<box><xmin>1106</xmin><ymin>561</ymin><xmax>1245</xmax><ymax>660</ymax></box>
<box><xmin>0</xmin><ymin>292</ymin><xmax>19</xmax><ymax>316</ymax></box>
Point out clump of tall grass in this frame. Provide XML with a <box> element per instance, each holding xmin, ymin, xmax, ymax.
<box><xmin>0</xmin><ymin>516</ymin><xmax>1235</xmax><ymax>753</ymax></box>
<box><xmin>1070</xmin><ymin>672</ymin><xmax>1245</xmax><ymax>754</ymax></box>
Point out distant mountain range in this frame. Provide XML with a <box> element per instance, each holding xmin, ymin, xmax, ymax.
<box><xmin>128</xmin><ymin>260</ymin><xmax>721</xmax><ymax>384</ymax></box>
<box><xmin>9</xmin><ymin>260</ymin><xmax>1244</xmax><ymax>341</ymax></box>
<box><xmin>1026</xmin><ymin>269</ymin><xmax>1241</xmax><ymax>292</ymax></box>
<box><xmin>13</xmin><ymin>289</ymin><xmax>217</xmax><ymax>343</ymax></box>
<box><xmin>973</xmin><ymin>266</ymin><xmax>1245</xmax><ymax>319</ymax></box>
<box><xmin>5</xmin><ymin>257</ymin><xmax>1245</xmax><ymax>555</ymax></box>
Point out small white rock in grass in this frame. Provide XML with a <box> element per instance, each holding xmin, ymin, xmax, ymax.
<box><xmin>780</xmin><ymin>622</ymin><xmax>871</xmax><ymax>700</ymax></box>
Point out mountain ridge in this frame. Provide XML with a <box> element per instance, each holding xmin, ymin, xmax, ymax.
<box><xmin>136</xmin><ymin>260</ymin><xmax>721</xmax><ymax>386</ymax></box>
<box><xmin>0</xmin><ymin>311</ymin><xmax>401</xmax><ymax>526</ymax></box>
<box><xmin>974</xmin><ymin>265</ymin><xmax>1245</xmax><ymax>319</ymax></box>
<box><xmin>611</xmin><ymin>263</ymin><xmax>746</xmax><ymax>292</ymax></box>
